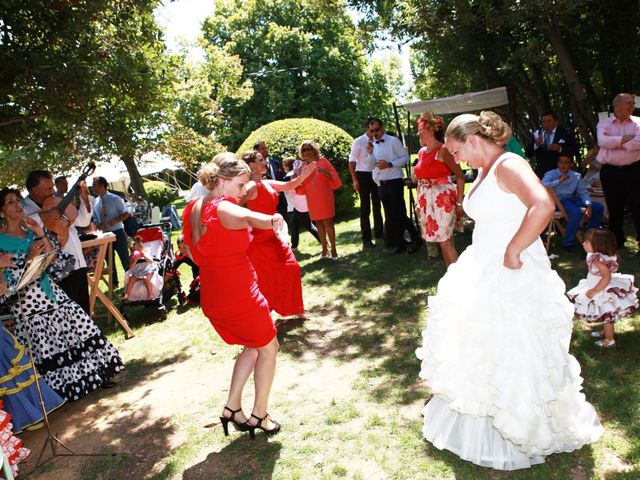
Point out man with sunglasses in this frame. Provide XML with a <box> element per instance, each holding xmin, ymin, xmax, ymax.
<box><xmin>367</xmin><ymin>118</ymin><xmax>422</xmax><ymax>255</ymax></box>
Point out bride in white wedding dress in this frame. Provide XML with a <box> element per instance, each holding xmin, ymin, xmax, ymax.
<box><xmin>416</xmin><ymin>112</ymin><xmax>603</xmax><ymax>470</ymax></box>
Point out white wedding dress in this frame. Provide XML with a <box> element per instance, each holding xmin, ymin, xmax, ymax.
<box><xmin>416</xmin><ymin>153</ymin><xmax>603</xmax><ymax>470</ymax></box>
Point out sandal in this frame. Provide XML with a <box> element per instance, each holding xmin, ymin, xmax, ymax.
<box><xmin>594</xmin><ymin>339</ymin><xmax>616</xmax><ymax>348</ymax></box>
<box><xmin>219</xmin><ymin>406</ymin><xmax>248</xmax><ymax>436</ymax></box>
<box><xmin>246</xmin><ymin>413</ymin><xmax>281</xmax><ymax>440</ymax></box>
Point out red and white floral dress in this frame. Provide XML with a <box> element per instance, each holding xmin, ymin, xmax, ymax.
<box><xmin>414</xmin><ymin>145</ymin><xmax>457</xmax><ymax>242</ymax></box>
<box><xmin>567</xmin><ymin>253</ymin><xmax>638</xmax><ymax>323</ymax></box>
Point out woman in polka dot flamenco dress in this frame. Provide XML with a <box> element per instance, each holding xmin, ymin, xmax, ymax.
<box><xmin>0</xmin><ymin>188</ymin><xmax>123</xmax><ymax>402</ymax></box>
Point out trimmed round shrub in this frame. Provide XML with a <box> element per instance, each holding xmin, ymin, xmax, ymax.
<box><xmin>144</xmin><ymin>180</ymin><xmax>175</xmax><ymax>207</ymax></box>
<box><xmin>237</xmin><ymin>118</ymin><xmax>355</xmax><ymax>215</ymax></box>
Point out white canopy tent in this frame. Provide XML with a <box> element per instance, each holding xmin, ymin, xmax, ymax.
<box><xmin>403</xmin><ymin>86</ymin><xmax>510</xmax><ymax>115</ymax></box>
<box><xmin>67</xmin><ymin>152</ymin><xmax>181</xmax><ymax>193</ymax></box>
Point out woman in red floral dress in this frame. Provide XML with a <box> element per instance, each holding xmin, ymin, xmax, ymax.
<box><xmin>412</xmin><ymin>111</ymin><xmax>465</xmax><ymax>266</ymax></box>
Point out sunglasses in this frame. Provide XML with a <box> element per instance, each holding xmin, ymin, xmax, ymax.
<box><xmin>302</xmin><ymin>146</ymin><xmax>314</xmax><ymax>152</ymax></box>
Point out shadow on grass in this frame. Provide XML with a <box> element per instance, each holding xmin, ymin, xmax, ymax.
<box><xmin>181</xmin><ymin>438</ymin><xmax>282</xmax><ymax>480</ymax></box>
<box><xmin>20</xmin><ymin>351</ymin><xmax>191</xmax><ymax>480</ymax></box>
<box><xmin>279</xmin><ymin>227</ymin><xmax>473</xmax><ymax>406</ymax></box>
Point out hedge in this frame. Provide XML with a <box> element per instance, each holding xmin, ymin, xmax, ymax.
<box><xmin>236</xmin><ymin>118</ymin><xmax>356</xmax><ymax>215</ymax></box>
<box><xmin>144</xmin><ymin>180</ymin><xmax>175</xmax><ymax>208</ymax></box>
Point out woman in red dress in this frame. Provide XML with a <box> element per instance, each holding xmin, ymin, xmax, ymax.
<box><xmin>412</xmin><ymin>112</ymin><xmax>465</xmax><ymax>266</ymax></box>
<box><xmin>241</xmin><ymin>150</ymin><xmax>314</xmax><ymax>318</ymax></box>
<box><xmin>297</xmin><ymin>140</ymin><xmax>342</xmax><ymax>259</ymax></box>
<box><xmin>183</xmin><ymin>152</ymin><xmax>284</xmax><ymax>439</ymax></box>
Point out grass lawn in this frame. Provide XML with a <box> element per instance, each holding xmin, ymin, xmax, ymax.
<box><xmin>21</xmin><ymin>201</ymin><xmax>640</xmax><ymax>480</ymax></box>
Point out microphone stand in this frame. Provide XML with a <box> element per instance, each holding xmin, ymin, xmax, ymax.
<box><xmin>9</xmin><ymin>251</ymin><xmax>116</xmax><ymax>473</ymax></box>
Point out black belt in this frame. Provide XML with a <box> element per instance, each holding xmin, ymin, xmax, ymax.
<box><xmin>602</xmin><ymin>161</ymin><xmax>640</xmax><ymax>170</ymax></box>
<box><xmin>379</xmin><ymin>178</ymin><xmax>403</xmax><ymax>185</ymax></box>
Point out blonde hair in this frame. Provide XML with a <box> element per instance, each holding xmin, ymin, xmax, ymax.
<box><xmin>445</xmin><ymin>111</ymin><xmax>512</xmax><ymax>146</ymax></box>
<box><xmin>197</xmin><ymin>152</ymin><xmax>250</xmax><ymax>191</ymax></box>
<box><xmin>298</xmin><ymin>140</ymin><xmax>320</xmax><ymax>160</ymax></box>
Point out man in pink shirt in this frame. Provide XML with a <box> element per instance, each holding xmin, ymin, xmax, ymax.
<box><xmin>596</xmin><ymin>93</ymin><xmax>640</xmax><ymax>250</ymax></box>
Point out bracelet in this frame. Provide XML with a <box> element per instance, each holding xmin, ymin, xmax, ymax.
<box><xmin>34</xmin><ymin>235</ymin><xmax>45</xmax><ymax>241</ymax></box>
<box><xmin>456</xmin><ymin>202</ymin><xmax>463</xmax><ymax>206</ymax></box>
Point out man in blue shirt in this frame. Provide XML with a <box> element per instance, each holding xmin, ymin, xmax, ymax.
<box><xmin>542</xmin><ymin>154</ymin><xmax>604</xmax><ymax>250</ymax></box>
<box><xmin>92</xmin><ymin>176</ymin><xmax>131</xmax><ymax>287</ymax></box>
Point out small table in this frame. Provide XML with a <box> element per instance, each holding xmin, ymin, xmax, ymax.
<box><xmin>81</xmin><ymin>233</ymin><xmax>135</xmax><ymax>339</ymax></box>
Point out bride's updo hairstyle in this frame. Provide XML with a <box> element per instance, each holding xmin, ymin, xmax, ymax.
<box><xmin>445</xmin><ymin>111</ymin><xmax>512</xmax><ymax>146</ymax></box>
<box><xmin>198</xmin><ymin>152</ymin><xmax>250</xmax><ymax>191</ymax></box>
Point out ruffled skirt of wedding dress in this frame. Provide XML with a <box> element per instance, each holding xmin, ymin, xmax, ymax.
<box><xmin>416</xmin><ymin>241</ymin><xmax>603</xmax><ymax>470</ymax></box>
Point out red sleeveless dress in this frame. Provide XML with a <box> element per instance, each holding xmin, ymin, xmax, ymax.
<box><xmin>247</xmin><ymin>181</ymin><xmax>305</xmax><ymax>316</ymax></box>
<box><xmin>182</xmin><ymin>196</ymin><xmax>276</xmax><ymax>348</ymax></box>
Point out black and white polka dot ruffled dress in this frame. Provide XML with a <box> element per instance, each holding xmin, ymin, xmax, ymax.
<box><xmin>4</xmin><ymin>250</ymin><xmax>124</xmax><ymax>402</ymax></box>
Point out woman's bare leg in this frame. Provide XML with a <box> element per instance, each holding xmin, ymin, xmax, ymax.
<box><xmin>223</xmin><ymin>347</ymin><xmax>259</xmax><ymax>422</ymax></box>
<box><xmin>439</xmin><ymin>239</ymin><xmax>458</xmax><ymax>266</ymax></box>
<box><xmin>248</xmin><ymin>336</ymin><xmax>279</xmax><ymax>429</ymax></box>
<box><xmin>316</xmin><ymin>220</ymin><xmax>328</xmax><ymax>256</ymax></box>
<box><xmin>326</xmin><ymin>218</ymin><xmax>337</xmax><ymax>257</ymax></box>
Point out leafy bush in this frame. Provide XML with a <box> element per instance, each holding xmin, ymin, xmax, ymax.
<box><xmin>144</xmin><ymin>180</ymin><xmax>175</xmax><ymax>207</ymax></box>
<box><xmin>237</xmin><ymin>118</ymin><xmax>356</xmax><ymax>215</ymax></box>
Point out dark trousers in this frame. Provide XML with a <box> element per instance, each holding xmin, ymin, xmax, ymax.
<box><xmin>356</xmin><ymin>171</ymin><xmax>383</xmax><ymax>243</ymax></box>
<box><xmin>290</xmin><ymin>210</ymin><xmax>320</xmax><ymax>248</ymax></box>
<box><xmin>111</xmin><ymin>228</ymin><xmax>130</xmax><ymax>285</ymax></box>
<box><xmin>173</xmin><ymin>256</ymin><xmax>200</xmax><ymax>278</ymax></box>
<box><xmin>600</xmin><ymin>161</ymin><xmax>640</xmax><ymax>248</ymax></box>
<box><xmin>378</xmin><ymin>178</ymin><xmax>419</xmax><ymax>249</ymax></box>
<box><xmin>57</xmin><ymin>267</ymin><xmax>90</xmax><ymax>315</ymax></box>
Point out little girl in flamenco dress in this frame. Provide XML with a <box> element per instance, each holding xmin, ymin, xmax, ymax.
<box><xmin>567</xmin><ymin>228</ymin><xmax>638</xmax><ymax>348</ymax></box>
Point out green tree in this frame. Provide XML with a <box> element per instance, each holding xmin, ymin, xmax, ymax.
<box><xmin>202</xmin><ymin>0</ymin><xmax>397</xmax><ymax>149</ymax></box>
<box><xmin>351</xmin><ymin>0</ymin><xmax>640</xmax><ymax>147</ymax></box>
<box><xmin>161</xmin><ymin>46</ymin><xmax>253</xmax><ymax>172</ymax></box>
<box><xmin>0</xmin><ymin>0</ymin><xmax>173</xmax><ymax>193</ymax></box>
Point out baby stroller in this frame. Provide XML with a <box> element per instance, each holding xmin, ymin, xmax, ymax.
<box><xmin>120</xmin><ymin>222</ymin><xmax>185</xmax><ymax>319</ymax></box>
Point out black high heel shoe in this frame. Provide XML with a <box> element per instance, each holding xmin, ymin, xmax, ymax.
<box><xmin>246</xmin><ymin>413</ymin><xmax>281</xmax><ymax>440</ymax></box>
<box><xmin>219</xmin><ymin>406</ymin><xmax>248</xmax><ymax>436</ymax></box>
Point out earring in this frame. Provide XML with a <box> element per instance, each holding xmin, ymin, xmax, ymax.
<box><xmin>0</xmin><ymin>215</ymin><xmax>5</xmax><ymax>228</ymax></box>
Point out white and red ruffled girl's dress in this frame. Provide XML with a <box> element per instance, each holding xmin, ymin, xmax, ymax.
<box><xmin>567</xmin><ymin>252</ymin><xmax>638</xmax><ymax>323</ymax></box>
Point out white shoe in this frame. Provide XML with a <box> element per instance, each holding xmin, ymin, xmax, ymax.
<box><xmin>590</xmin><ymin>331</ymin><xmax>603</xmax><ymax>338</ymax></box>
<box><xmin>594</xmin><ymin>339</ymin><xmax>616</xmax><ymax>348</ymax></box>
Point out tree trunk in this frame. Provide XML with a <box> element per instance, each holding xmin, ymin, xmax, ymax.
<box><xmin>121</xmin><ymin>154</ymin><xmax>147</xmax><ymax>198</ymax></box>
<box><xmin>544</xmin><ymin>19</ymin><xmax>597</xmax><ymax>143</ymax></box>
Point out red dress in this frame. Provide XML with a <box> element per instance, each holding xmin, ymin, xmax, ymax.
<box><xmin>247</xmin><ymin>181</ymin><xmax>304</xmax><ymax>316</ymax></box>
<box><xmin>298</xmin><ymin>157</ymin><xmax>341</xmax><ymax>220</ymax></box>
<box><xmin>182</xmin><ymin>196</ymin><xmax>276</xmax><ymax>348</ymax></box>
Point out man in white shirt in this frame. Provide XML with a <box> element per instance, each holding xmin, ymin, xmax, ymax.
<box><xmin>368</xmin><ymin>118</ymin><xmax>422</xmax><ymax>255</ymax></box>
<box><xmin>23</xmin><ymin>170</ymin><xmax>93</xmax><ymax>313</ymax></box>
<box><xmin>349</xmin><ymin>117</ymin><xmax>383</xmax><ymax>249</ymax></box>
